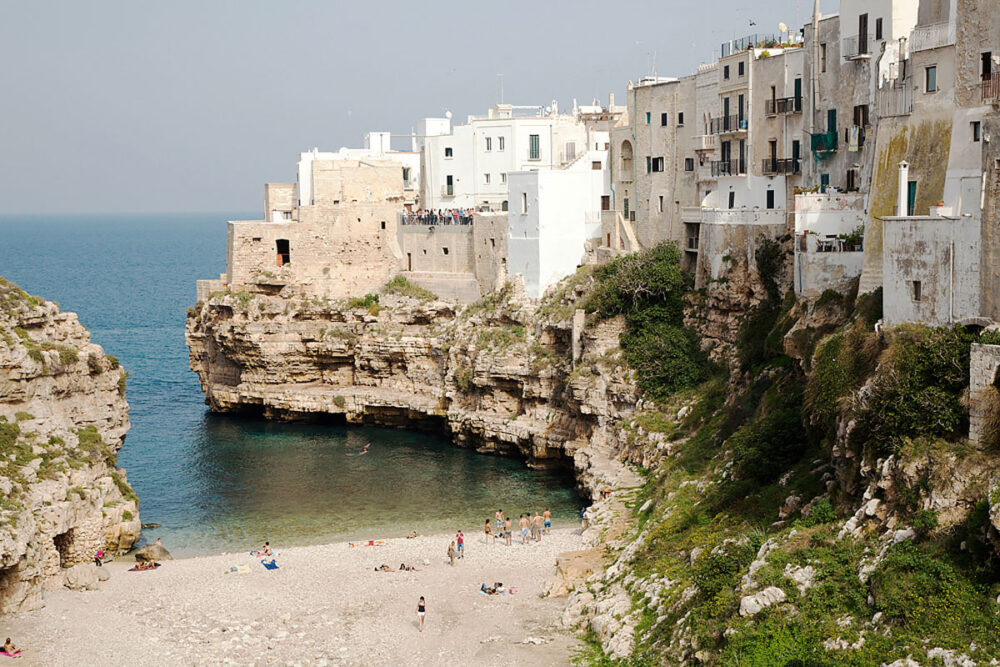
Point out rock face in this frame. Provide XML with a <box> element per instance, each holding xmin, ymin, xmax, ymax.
<box><xmin>0</xmin><ymin>278</ymin><xmax>140</xmax><ymax>613</ymax></box>
<box><xmin>186</xmin><ymin>279</ymin><xmax>641</xmax><ymax>481</ymax></box>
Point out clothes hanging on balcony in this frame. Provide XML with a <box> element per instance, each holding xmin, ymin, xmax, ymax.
<box><xmin>848</xmin><ymin>126</ymin><xmax>860</xmax><ymax>152</ymax></box>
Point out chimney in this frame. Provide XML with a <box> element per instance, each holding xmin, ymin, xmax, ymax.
<box><xmin>897</xmin><ymin>161</ymin><xmax>910</xmax><ymax>217</ymax></box>
<box><xmin>609</xmin><ymin>92</ymin><xmax>615</xmax><ymax>109</ymax></box>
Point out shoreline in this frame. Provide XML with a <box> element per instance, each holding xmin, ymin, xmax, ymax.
<box><xmin>4</xmin><ymin>527</ymin><xmax>585</xmax><ymax>666</ymax></box>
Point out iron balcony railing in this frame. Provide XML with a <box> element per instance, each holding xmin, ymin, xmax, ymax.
<box><xmin>810</xmin><ymin>131</ymin><xmax>839</xmax><ymax>155</ymax></box>
<box><xmin>709</xmin><ymin>115</ymin><xmax>748</xmax><ymax>135</ymax></box>
<box><xmin>842</xmin><ymin>33</ymin><xmax>874</xmax><ymax>60</ymax></box>
<box><xmin>984</xmin><ymin>73</ymin><xmax>1000</xmax><ymax>102</ymax></box>
<box><xmin>765</xmin><ymin>96</ymin><xmax>803</xmax><ymax>116</ymax></box>
<box><xmin>711</xmin><ymin>159</ymin><xmax>747</xmax><ymax>176</ymax></box>
<box><xmin>761</xmin><ymin>158</ymin><xmax>802</xmax><ymax>176</ymax></box>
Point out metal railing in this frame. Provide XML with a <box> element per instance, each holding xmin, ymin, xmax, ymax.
<box><xmin>984</xmin><ymin>73</ymin><xmax>1000</xmax><ymax>102</ymax></box>
<box><xmin>709</xmin><ymin>115</ymin><xmax>748</xmax><ymax>135</ymax></box>
<box><xmin>399</xmin><ymin>211</ymin><xmax>473</xmax><ymax>226</ymax></box>
<box><xmin>842</xmin><ymin>33</ymin><xmax>874</xmax><ymax>60</ymax></box>
<box><xmin>765</xmin><ymin>96</ymin><xmax>803</xmax><ymax>115</ymax></box>
<box><xmin>911</xmin><ymin>22</ymin><xmax>953</xmax><ymax>52</ymax></box>
<box><xmin>711</xmin><ymin>159</ymin><xmax>747</xmax><ymax>176</ymax></box>
<box><xmin>761</xmin><ymin>158</ymin><xmax>801</xmax><ymax>175</ymax></box>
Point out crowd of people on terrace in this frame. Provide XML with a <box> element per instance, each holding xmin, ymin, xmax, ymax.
<box><xmin>400</xmin><ymin>209</ymin><xmax>475</xmax><ymax>225</ymax></box>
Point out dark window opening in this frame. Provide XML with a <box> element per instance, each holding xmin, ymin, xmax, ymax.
<box><xmin>490</xmin><ymin>238</ymin><xmax>496</xmax><ymax>248</ymax></box>
<box><xmin>846</xmin><ymin>168</ymin><xmax>858</xmax><ymax>191</ymax></box>
<box><xmin>678</xmin><ymin>112</ymin><xmax>685</xmax><ymax>125</ymax></box>
<box><xmin>724</xmin><ymin>65</ymin><xmax>730</xmax><ymax>79</ymax></box>
<box><xmin>407</xmin><ymin>253</ymin><xmax>412</xmax><ymax>271</ymax></box>
<box><xmin>973</xmin><ymin>121</ymin><xmax>982</xmax><ymax>142</ymax></box>
<box><xmin>601</xmin><ymin>195</ymin><xmax>611</xmax><ymax>211</ymax></box>
<box><xmin>912</xmin><ymin>280</ymin><xmax>922</xmax><ymax>302</ymax></box>
<box><xmin>766</xmin><ymin>190</ymin><xmax>775</xmax><ymax>209</ymax></box>
<box><xmin>853</xmin><ymin>104</ymin><xmax>870</xmax><ymax>127</ymax></box>
<box><xmin>728</xmin><ymin>191</ymin><xmax>736</xmax><ymax>209</ymax></box>
<box><xmin>738</xmin><ymin>61</ymin><xmax>745</xmax><ymax>76</ymax></box>
<box><xmin>276</xmin><ymin>239</ymin><xmax>290</xmax><ymax>267</ymax></box>
<box><xmin>380</xmin><ymin>221</ymin><xmax>386</xmax><ymax>230</ymax></box>
<box><xmin>983</xmin><ymin>52</ymin><xmax>993</xmax><ymax>80</ymax></box>
<box><xmin>442</xmin><ymin>247</ymin><xmax>449</xmax><ymax>255</ymax></box>
<box><xmin>661</xmin><ymin>112</ymin><xmax>668</xmax><ymax>126</ymax></box>
<box><xmin>445</xmin><ymin>147</ymin><xmax>453</xmax><ymax>157</ymax></box>
<box><xmin>685</xmin><ymin>158</ymin><xmax>695</xmax><ymax>171</ymax></box>
<box><xmin>875</xmin><ymin>17</ymin><xmax>883</xmax><ymax>40</ymax></box>
<box><xmin>926</xmin><ymin>65</ymin><xmax>937</xmax><ymax>92</ymax></box>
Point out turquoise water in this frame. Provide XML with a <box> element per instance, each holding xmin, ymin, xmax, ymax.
<box><xmin>0</xmin><ymin>214</ymin><xmax>581</xmax><ymax>556</ymax></box>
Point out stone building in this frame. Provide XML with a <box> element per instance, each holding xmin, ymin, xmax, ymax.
<box><xmin>205</xmin><ymin>159</ymin><xmax>407</xmax><ymax>301</ymax></box>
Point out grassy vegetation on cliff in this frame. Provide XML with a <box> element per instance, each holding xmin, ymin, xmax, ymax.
<box><xmin>586</xmin><ymin>243</ymin><xmax>710</xmax><ymax>399</ymax></box>
<box><xmin>383</xmin><ymin>275</ymin><xmax>437</xmax><ymax>302</ymax></box>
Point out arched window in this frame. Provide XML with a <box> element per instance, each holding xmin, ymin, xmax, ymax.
<box><xmin>620</xmin><ymin>140</ymin><xmax>634</xmax><ymax>174</ymax></box>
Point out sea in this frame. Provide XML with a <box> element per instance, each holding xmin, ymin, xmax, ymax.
<box><xmin>0</xmin><ymin>214</ymin><xmax>582</xmax><ymax>556</ymax></box>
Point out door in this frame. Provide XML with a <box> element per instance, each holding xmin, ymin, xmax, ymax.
<box><xmin>723</xmin><ymin>97</ymin><xmax>731</xmax><ymax>130</ymax></box>
<box><xmin>859</xmin><ymin>14</ymin><xmax>869</xmax><ymax>54</ymax></box>
<box><xmin>907</xmin><ymin>181</ymin><xmax>918</xmax><ymax>216</ymax></box>
<box><xmin>738</xmin><ymin>94</ymin><xmax>745</xmax><ymax>125</ymax></box>
<box><xmin>984</xmin><ymin>52</ymin><xmax>994</xmax><ymax>81</ymax></box>
<box><xmin>794</xmin><ymin>78</ymin><xmax>802</xmax><ymax>107</ymax></box>
<box><xmin>827</xmin><ymin>109</ymin><xmax>838</xmax><ymax>133</ymax></box>
<box><xmin>624</xmin><ymin>198</ymin><xmax>629</xmax><ymax>218</ymax></box>
<box><xmin>792</xmin><ymin>140</ymin><xmax>801</xmax><ymax>171</ymax></box>
<box><xmin>739</xmin><ymin>139</ymin><xmax>746</xmax><ymax>173</ymax></box>
<box><xmin>821</xmin><ymin>173</ymin><xmax>830</xmax><ymax>193</ymax></box>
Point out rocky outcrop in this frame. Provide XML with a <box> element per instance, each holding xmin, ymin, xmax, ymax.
<box><xmin>186</xmin><ymin>280</ymin><xmax>641</xmax><ymax>481</ymax></box>
<box><xmin>0</xmin><ymin>278</ymin><xmax>139</xmax><ymax>613</ymax></box>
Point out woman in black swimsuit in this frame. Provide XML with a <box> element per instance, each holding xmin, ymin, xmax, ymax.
<box><xmin>417</xmin><ymin>596</ymin><xmax>426</xmax><ymax>632</ymax></box>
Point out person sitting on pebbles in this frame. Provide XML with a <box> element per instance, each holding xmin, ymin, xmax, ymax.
<box><xmin>2</xmin><ymin>637</ymin><xmax>21</xmax><ymax>656</ymax></box>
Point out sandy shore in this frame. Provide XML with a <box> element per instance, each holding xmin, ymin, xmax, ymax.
<box><xmin>3</xmin><ymin>526</ymin><xmax>583</xmax><ymax>666</ymax></box>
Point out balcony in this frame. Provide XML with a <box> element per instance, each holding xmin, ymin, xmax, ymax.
<box><xmin>911</xmin><ymin>22</ymin><xmax>953</xmax><ymax>52</ymax></box>
<box><xmin>681</xmin><ymin>206</ymin><xmax>704</xmax><ymax>223</ymax></box>
<box><xmin>694</xmin><ymin>134</ymin><xmax>717</xmax><ymax>152</ymax></box>
<box><xmin>877</xmin><ymin>82</ymin><xmax>913</xmax><ymax>117</ymax></box>
<box><xmin>984</xmin><ymin>73</ymin><xmax>1000</xmax><ymax>102</ymax></box>
<box><xmin>711</xmin><ymin>159</ymin><xmax>747</xmax><ymax>176</ymax></box>
<box><xmin>765</xmin><ymin>96</ymin><xmax>803</xmax><ymax>116</ymax></box>
<box><xmin>810</xmin><ymin>131</ymin><xmax>838</xmax><ymax>158</ymax></box>
<box><xmin>761</xmin><ymin>158</ymin><xmax>802</xmax><ymax>176</ymax></box>
<box><xmin>709</xmin><ymin>115</ymin><xmax>748</xmax><ymax>135</ymax></box>
<box><xmin>842</xmin><ymin>33</ymin><xmax>874</xmax><ymax>60</ymax></box>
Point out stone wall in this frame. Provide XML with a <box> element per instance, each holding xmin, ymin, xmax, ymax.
<box><xmin>472</xmin><ymin>213</ymin><xmax>508</xmax><ymax>296</ymax></box>
<box><xmin>398</xmin><ymin>225</ymin><xmax>475</xmax><ymax>274</ymax></box>
<box><xmin>263</xmin><ymin>183</ymin><xmax>296</xmax><ymax>222</ymax></box>
<box><xmin>969</xmin><ymin>343</ymin><xmax>1000</xmax><ymax>445</ymax></box>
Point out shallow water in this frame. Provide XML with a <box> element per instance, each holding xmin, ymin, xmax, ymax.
<box><xmin>0</xmin><ymin>214</ymin><xmax>582</xmax><ymax>556</ymax></box>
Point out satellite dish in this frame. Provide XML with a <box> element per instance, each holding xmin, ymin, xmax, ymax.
<box><xmin>779</xmin><ymin>22</ymin><xmax>788</xmax><ymax>33</ymax></box>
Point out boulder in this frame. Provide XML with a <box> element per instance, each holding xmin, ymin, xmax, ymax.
<box><xmin>739</xmin><ymin>586</ymin><xmax>786</xmax><ymax>617</ymax></box>
<box><xmin>134</xmin><ymin>543</ymin><xmax>173</xmax><ymax>562</ymax></box>
<box><xmin>63</xmin><ymin>563</ymin><xmax>99</xmax><ymax>591</ymax></box>
<box><xmin>96</xmin><ymin>567</ymin><xmax>110</xmax><ymax>582</ymax></box>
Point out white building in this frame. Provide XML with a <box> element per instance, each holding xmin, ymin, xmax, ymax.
<box><xmin>294</xmin><ymin>132</ymin><xmax>422</xmax><ymax>217</ymax></box>
<box><xmin>421</xmin><ymin>103</ymin><xmax>593</xmax><ymax>211</ymax></box>
<box><xmin>507</xmin><ymin>149</ymin><xmax>609</xmax><ymax>298</ymax></box>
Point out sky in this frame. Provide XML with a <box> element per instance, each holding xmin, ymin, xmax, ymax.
<box><xmin>0</xmin><ymin>0</ymin><xmax>839</xmax><ymax>215</ymax></box>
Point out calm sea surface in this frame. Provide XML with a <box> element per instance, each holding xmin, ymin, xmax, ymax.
<box><xmin>0</xmin><ymin>214</ymin><xmax>581</xmax><ymax>556</ymax></box>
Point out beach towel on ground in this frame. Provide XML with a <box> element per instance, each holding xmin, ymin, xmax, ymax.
<box><xmin>349</xmin><ymin>540</ymin><xmax>387</xmax><ymax>548</ymax></box>
<box><xmin>225</xmin><ymin>565</ymin><xmax>252</xmax><ymax>574</ymax></box>
<box><xmin>1</xmin><ymin>652</ymin><xmax>21</xmax><ymax>658</ymax></box>
<box><xmin>128</xmin><ymin>563</ymin><xmax>161</xmax><ymax>572</ymax></box>
<box><xmin>262</xmin><ymin>559</ymin><xmax>280</xmax><ymax>570</ymax></box>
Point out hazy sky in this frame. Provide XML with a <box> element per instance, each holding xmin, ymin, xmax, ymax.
<box><xmin>0</xmin><ymin>0</ymin><xmax>838</xmax><ymax>214</ymax></box>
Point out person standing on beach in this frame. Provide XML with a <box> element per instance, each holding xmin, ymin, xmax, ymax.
<box><xmin>456</xmin><ymin>530</ymin><xmax>465</xmax><ymax>558</ymax></box>
<box><xmin>484</xmin><ymin>519</ymin><xmax>494</xmax><ymax>545</ymax></box>
<box><xmin>504</xmin><ymin>517</ymin><xmax>512</xmax><ymax>546</ymax></box>
<box><xmin>532</xmin><ymin>512</ymin><xmax>542</xmax><ymax>542</ymax></box>
<box><xmin>495</xmin><ymin>509</ymin><xmax>504</xmax><ymax>536</ymax></box>
<box><xmin>417</xmin><ymin>596</ymin><xmax>426</xmax><ymax>632</ymax></box>
<box><xmin>543</xmin><ymin>508</ymin><xmax>552</xmax><ymax>534</ymax></box>
<box><xmin>519</xmin><ymin>514</ymin><xmax>529</xmax><ymax>544</ymax></box>
<box><xmin>447</xmin><ymin>540</ymin><xmax>457</xmax><ymax>566</ymax></box>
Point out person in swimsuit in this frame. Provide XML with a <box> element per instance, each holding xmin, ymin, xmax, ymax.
<box><xmin>504</xmin><ymin>517</ymin><xmax>512</xmax><ymax>546</ymax></box>
<box><xmin>532</xmin><ymin>513</ymin><xmax>542</xmax><ymax>542</ymax></box>
<box><xmin>519</xmin><ymin>514</ymin><xmax>529</xmax><ymax>544</ymax></box>
<box><xmin>495</xmin><ymin>509</ymin><xmax>504</xmax><ymax>536</ymax></box>
<box><xmin>3</xmin><ymin>638</ymin><xmax>20</xmax><ymax>656</ymax></box>
<box><xmin>484</xmin><ymin>520</ymin><xmax>494</xmax><ymax>544</ymax></box>
<box><xmin>262</xmin><ymin>541</ymin><xmax>272</xmax><ymax>556</ymax></box>
<box><xmin>447</xmin><ymin>540</ymin><xmax>457</xmax><ymax>566</ymax></box>
<box><xmin>456</xmin><ymin>531</ymin><xmax>464</xmax><ymax>558</ymax></box>
<box><xmin>417</xmin><ymin>596</ymin><xmax>426</xmax><ymax>632</ymax></box>
<box><xmin>543</xmin><ymin>508</ymin><xmax>552</xmax><ymax>534</ymax></box>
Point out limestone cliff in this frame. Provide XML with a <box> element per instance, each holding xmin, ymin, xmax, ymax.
<box><xmin>0</xmin><ymin>278</ymin><xmax>140</xmax><ymax>613</ymax></box>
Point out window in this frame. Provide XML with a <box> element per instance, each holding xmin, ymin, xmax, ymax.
<box><xmin>724</xmin><ymin>65</ymin><xmax>730</xmax><ymax>79</ymax></box>
<box><xmin>661</xmin><ymin>112</ymin><xmax>668</xmax><ymax>126</ymax></box>
<box><xmin>592</xmin><ymin>161</ymin><xmax>601</xmax><ymax>170</ymax></box>
<box><xmin>601</xmin><ymin>195</ymin><xmax>610</xmax><ymax>211</ymax></box>
<box><xmin>684</xmin><ymin>158</ymin><xmax>694</xmax><ymax>171</ymax></box>
<box><xmin>490</xmin><ymin>238</ymin><xmax>496</xmax><ymax>248</ymax></box>
<box><xmin>252</xmin><ymin>236</ymin><xmax>262</xmax><ymax>242</ymax></box>
<box><xmin>678</xmin><ymin>112</ymin><xmax>684</xmax><ymax>125</ymax></box>
<box><xmin>657</xmin><ymin>196</ymin><xmax>664</xmax><ymax>213</ymax></box>
<box><xmin>623</xmin><ymin>197</ymin><xmax>629</xmax><ymax>218</ymax></box>
<box><xmin>926</xmin><ymin>66</ymin><xmax>937</xmax><ymax>92</ymax></box>
<box><xmin>521</xmin><ymin>192</ymin><xmax>528</xmax><ymax>213</ymax></box>
<box><xmin>907</xmin><ymin>180</ymin><xmax>917</xmax><ymax>216</ymax></box>
<box><xmin>501</xmin><ymin>200</ymin><xmax>508</xmax><ymax>211</ymax></box>
<box><xmin>983</xmin><ymin>52</ymin><xmax>994</xmax><ymax>80</ymax></box>
<box><xmin>738</xmin><ymin>61</ymin><xmax>745</xmax><ymax>77</ymax></box>
<box><xmin>646</xmin><ymin>112</ymin><xmax>651</xmax><ymax>124</ymax></box>
<box><xmin>766</xmin><ymin>190</ymin><xmax>775</xmax><ymax>209</ymax></box>
<box><xmin>973</xmin><ymin>121</ymin><xmax>982</xmax><ymax>142</ymax></box>
<box><xmin>282</xmin><ymin>211</ymin><xmax>292</xmax><ymax>220</ymax></box>
<box><xmin>821</xmin><ymin>44</ymin><xmax>827</xmax><ymax>73</ymax></box>
<box><xmin>443</xmin><ymin>247</ymin><xmax>449</xmax><ymax>255</ymax></box>
<box><xmin>912</xmin><ymin>280</ymin><xmax>922</xmax><ymax>302</ymax></box>
<box><xmin>646</xmin><ymin>156</ymin><xmax>652</xmax><ymax>173</ymax></box>
<box><xmin>846</xmin><ymin>168</ymin><xmax>858</xmax><ymax>191</ymax></box>
<box><xmin>728</xmin><ymin>191</ymin><xmax>736</xmax><ymax>209</ymax></box>
<box><xmin>276</xmin><ymin>239</ymin><xmax>290</xmax><ymax>266</ymax></box>
<box><xmin>652</xmin><ymin>157</ymin><xmax>664</xmax><ymax>172</ymax></box>
<box><xmin>445</xmin><ymin>147</ymin><xmax>453</xmax><ymax>158</ymax></box>
<box><xmin>445</xmin><ymin>174</ymin><xmax>454</xmax><ymax>196</ymax></box>
<box><xmin>528</xmin><ymin>134</ymin><xmax>540</xmax><ymax>160</ymax></box>
<box><xmin>380</xmin><ymin>220</ymin><xmax>386</xmax><ymax>230</ymax></box>
<box><xmin>853</xmin><ymin>104</ymin><xmax>870</xmax><ymax>127</ymax></box>
<box><xmin>821</xmin><ymin>173</ymin><xmax>830</xmax><ymax>193</ymax></box>
<box><xmin>485</xmin><ymin>137</ymin><xmax>492</xmax><ymax>151</ymax></box>
<box><xmin>499</xmin><ymin>136</ymin><xmax>505</xmax><ymax>151</ymax></box>
<box><xmin>484</xmin><ymin>173</ymin><xmax>490</xmax><ymax>184</ymax></box>
<box><xmin>501</xmin><ymin>173</ymin><xmax>507</xmax><ymax>183</ymax></box>
<box><xmin>875</xmin><ymin>17</ymin><xmax>883</xmax><ymax>40</ymax></box>
<box><xmin>827</xmin><ymin>109</ymin><xmax>838</xmax><ymax>133</ymax></box>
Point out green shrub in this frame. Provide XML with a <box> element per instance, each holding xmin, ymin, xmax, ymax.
<box><xmin>804</xmin><ymin>319</ymin><xmax>880</xmax><ymax>436</ymax></box>
<box><xmin>14</xmin><ymin>412</ymin><xmax>34</xmax><ymax>422</ymax></box>
<box><xmin>912</xmin><ymin>509</ymin><xmax>938</xmax><ymax>538</ymax></box>
<box><xmin>105</xmin><ymin>355</ymin><xmax>120</xmax><ymax>369</ymax></box>
<box><xmin>730</xmin><ymin>390</ymin><xmax>807</xmax><ymax>484</ymax></box>
<box><xmin>347</xmin><ymin>293</ymin><xmax>380</xmax><ymax>309</ymax></box>
<box><xmin>118</xmin><ymin>370</ymin><xmax>129</xmax><ymax>396</ymax></box>
<box><xmin>383</xmin><ymin>275</ymin><xmax>437</xmax><ymax>301</ymax></box>
<box><xmin>87</xmin><ymin>354</ymin><xmax>104</xmax><ymax>374</ymax></box>
<box><xmin>110</xmin><ymin>471</ymin><xmax>138</xmax><ymax>504</ymax></box>
<box><xmin>454</xmin><ymin>367</ymin><xmax>474</xmax><ymax>392</ymax></box>
<box><xmin>621</xmin><ymin>322</ymin><xmax>708</xmax><ymax>399</ymax></box>
<box><xmin>333</xmin><ymin>395</ymin><xmax>346</xmax><ymax>408</ymax></box>
<box><xmin>0</xmin><ymin>417</ymin><xmax>20</xmax><ymax>449</ymax></box>
<box><xmin>585</xmin><ymin>242</ymin><xmax>687</xmax><ymax>319</ymax></box>
<box><xmin>122</xmin><ymin>509</ymin><xmax>133</xmax><ymax>521</ymax></box>
<box><xmin>803</xmin><ymin>498</ymin><xmax>835</xmax><ymax>526</ymax></box>
<box><xmin>57</xmin><ymin>345</ymin><xmax>79</xmax><ymax>365</ymax></box>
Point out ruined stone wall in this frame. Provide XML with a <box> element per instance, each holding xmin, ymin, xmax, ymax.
<box><xmin>263</xmin><ymin>183</ymin><xmax>296</xmax><ymax>221</ymax></box>
<box><xmin>969</xmin><ymin>343</ymin><xmax>1000</xmax><ymax>445</ymax></box>
<box><xmin>0</xmin><ymin>280</ymin><xmax>139</xmax><ymax>613</ymax></box>
<box><xmin>398</xmin><ymin>225</ymin><xmax>475</xmax><ymax>274</ymax></box>
<box><xmin>472</xmin><ymin>212</ymin><xmax>508</xmax><ymax>296</ymax></box>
